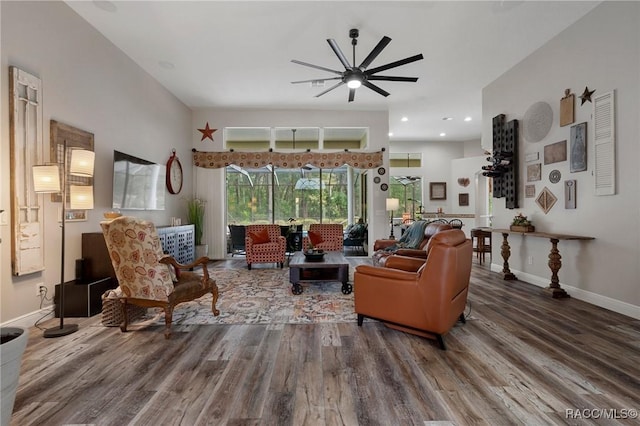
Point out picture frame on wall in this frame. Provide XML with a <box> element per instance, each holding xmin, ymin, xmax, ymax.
<box><xmin>430</xmin><ymin>182</ymin><xmax>447</xmax><ymax>200</ymax></box>
<box><xmin>458</xmin><ymin>193</ymin><xmax>469</xmax><ymax>206</ymax></box>
<box><xmin>570</xmin><ymin>122</ymin><xmax>587</xmax><ymax>172</ymax></box>
<box><xmin>527</xmin><ymin>163</ymin><xmax>542</xmax><ymax>182</ymax></box>
<box><xmin>544</xmin><ymin>140</ymin><xmax>567</xmax><ymax>165</ymax></box>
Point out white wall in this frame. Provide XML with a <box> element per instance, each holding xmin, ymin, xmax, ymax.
<box><xmin>191</xmin><ymin>108</ymin><xmax>389</xmax><ymax>259</ymax></box>
<box><xmin>482</xmin><ymin>2</ymin><xmax>640</xmax><ymax>317</ymax></box>
<box><xmin>1</xmin><ymin>2</ymin><xmax>191</xmax><ymax>324</ymax></box>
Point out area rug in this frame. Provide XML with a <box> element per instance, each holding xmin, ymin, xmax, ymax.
<box><xmin>151</xmin><ymin>267</ymin><xmax>358</xmax><ymax>325</ymax></box>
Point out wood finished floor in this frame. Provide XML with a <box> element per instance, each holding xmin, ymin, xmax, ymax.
<box><xmin>11</xmin><ymin>258</ymin><xmax>640</xmax><ymax>426</ymax></box>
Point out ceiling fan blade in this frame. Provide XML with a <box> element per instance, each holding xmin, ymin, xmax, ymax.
<box><xmin>291</xmin><ymin>59</ymin><xmax>342</xmax><ymax>75</ymax></box>
<box><xmin>348</xmin><ymin>88</ymin><xmax>356</xmax><ymax>103</ymax></box>
<box><xmin>362</xmin><ymin>80</ymin><xmax>390</xmax><ymax>97</ymax></box>
<box><xmin>364</xmin><ymin>54</ymin><xmax>424</xmax><ymax>76</ymax></box>
<box><xmin>291</xmin><ymin>77</ymin><xmax>342</xmax><ymax>84</ymax></box>
<box><xmin>327</xmin><ymin>39</ymin><xmax>352</xmax><ymax>70</ymax></box>
<box><xmin>315</xmin><ymin>81</ymin><xmax>345</xmax><ymax>98</ymax></box>
<box><xmin>367</xmin><ymin>76</ymin><xmax>419</xmax><ymax>82</ymax></box>
<box><xmin>358</xmin><ymin>36</ymin><xmax>391</xmax><ymax>69</ymax></box>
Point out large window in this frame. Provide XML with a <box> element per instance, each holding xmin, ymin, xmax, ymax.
<box><xmin>389</xmin><ymin>176</ymin><xmax>422</xmax><ymax>221</ymax></box>
<box><xmin>226</xmin><ymin>165</ymin><xmax>366</xmax><ymax>227</ymax></box>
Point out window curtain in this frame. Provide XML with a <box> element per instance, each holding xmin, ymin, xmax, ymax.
<box><xmin>193</xmin><ymin>150</ymin><xmax>384</xmax><ymax>170</ymax></box>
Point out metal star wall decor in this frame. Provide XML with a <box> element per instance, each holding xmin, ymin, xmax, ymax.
<box><xmin>579</xmin><ymin>86</ymin><xmax>595</xmax><ymax>105</ymax></box>
<box><xmin>198</xmin><ymin>122</ymin><xmax>217</xmax><ymax>141</ymax></box>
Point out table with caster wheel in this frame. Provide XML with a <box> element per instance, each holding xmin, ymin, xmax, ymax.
<box><xmin>289</xmin><ymin>251</ymin><xmax>351</xmax><ymax>295</ymax></box>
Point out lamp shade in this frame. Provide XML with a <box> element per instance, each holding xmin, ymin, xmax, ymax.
<box><xmin>69</xmin><ymin>149</ymin><xmax>95</xmax><ymax>177</ymax></box>
<box><xmin>32</xmin><ymin>165</ymin><xmax>61</xmax><ymax>193</ymax></box>
<box><xmin>386</xmin><ymin>198</ymin><xmax>399</xmax><ymax>211</ymax></box>
<box><xmin>70</xmin><ymin>185</ymin><xmax>94</xmax><ymax>209</ymax></box>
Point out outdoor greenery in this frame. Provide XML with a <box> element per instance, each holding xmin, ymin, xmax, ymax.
<box><xmin>226</xmin><ymin>166</ymin><xmax>364</xmax><ymax>227</ymax></box>
<box><xmin>187</xmin><ymin>197</ymin><xmax>206</xmax><ymax>245</ymax></box>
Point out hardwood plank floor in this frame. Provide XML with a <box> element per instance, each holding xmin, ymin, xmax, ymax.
<box><xmin>11</xmin><ymin>258</ymin><xmax>640</xmax><ymax>425</ymax></box>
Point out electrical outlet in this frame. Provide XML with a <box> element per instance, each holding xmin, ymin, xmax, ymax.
<box><xmin>527</xmin><ymin>256</ymin><xmax>533</xmax><ymax>265</ymax></box>
<box><xmin>36</xmin><ymin>283</ymin><xmax>46</xmax><ymax>297</ymax></box>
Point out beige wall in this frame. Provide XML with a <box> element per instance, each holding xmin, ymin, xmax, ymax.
<box><xmin>482</xmin><ymin>2</ymin><xmax>640</xmax><ymax>317</ymax></box>
<box><xmin>1</xmin><ymin>2</ymin><xmax>192</xmax><ymax>324</ymax></box>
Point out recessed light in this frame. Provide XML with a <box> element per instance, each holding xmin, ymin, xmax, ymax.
<box><xmin>464</xmin><ymin>116</ymin><xmax>472</xmax><ymax>122</ymax></box>
<box><xmin>439</xmin><ymin>132</ymin><xmax>446</xmax><ymax>137</ymax></box>
<box><xmin>401</xmin><ymin>117</ymin><xmax>408</xmax><ymax>122</ymax></box>
<box><xmin>442</xmin><ymin>117</ymin><xmax>453</xmax><ymax>121</ymax></box>
<box><xmin>388</xmin><ymin>132</ymin><xmax>393</xmax><ymax>137</ymax></box>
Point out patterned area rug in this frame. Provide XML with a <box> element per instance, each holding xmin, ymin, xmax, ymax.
<box><xmin>151</xmin><ymin>267</ymin><xmax>358</xmax><ymax>325</ymax></box>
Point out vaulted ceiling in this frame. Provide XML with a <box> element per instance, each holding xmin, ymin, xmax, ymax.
<box><xmin>66</xmin><ymin>1</ymin><xmax>600</xmax><ymax>142</ymax></box>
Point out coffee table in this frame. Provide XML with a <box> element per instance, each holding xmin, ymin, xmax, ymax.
<box><xmin>289</xmin><ymin>251</ymin><xmax>352</xmax><ymax>295</ymax></box>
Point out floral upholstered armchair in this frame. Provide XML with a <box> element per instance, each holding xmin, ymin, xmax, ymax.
<box><xmin>302</xmin><ymin>224</ymin><xmax>344</xmax><ymax>252</ymax></box>
<box><xmin>245</xmin><ymin>224</ymin><xmax>286</xmax><ymax>270</ymax></box>
<box><xmin>101</xmin><ymin>216</ymin><xmax>219</xmax><ymax>339</ymax></box>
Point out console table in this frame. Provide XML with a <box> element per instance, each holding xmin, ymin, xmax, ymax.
<box><xmin>492</xmin><ymin>229</ymin><xmax>594</xmax><ymax>298</ymax></box>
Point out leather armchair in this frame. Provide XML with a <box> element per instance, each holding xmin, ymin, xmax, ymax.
<box><xmin>101</xmin><ymin>216</ymin><xmax>219</xmax><ymax>339</ymax></box>
<box><xmin>245</xmin><ymin>224</ymin><xmax>286</xmax><ymax>270</ymax></box>
<box><xmin>373</xmin><ymin>222</ymin><xmax>452</xmax><ymax>267</ymax></box>
<box><xmin>354</xmin><ymin>229</ymin><xmax>472</xmax><ymax>349</ymax></box>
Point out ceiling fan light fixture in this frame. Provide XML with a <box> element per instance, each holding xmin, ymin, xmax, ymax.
<box><xmin>346</xmin><ymin>77</ymin><xmax>362</xmax><ymax>89</ymax></box>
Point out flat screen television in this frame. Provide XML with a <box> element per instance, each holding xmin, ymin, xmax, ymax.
<box><xmin>112</xmin><ymin>150</ymin><xmax>165</xmax><ymax>210</ymax></box>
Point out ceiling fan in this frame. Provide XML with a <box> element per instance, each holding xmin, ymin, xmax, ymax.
<box><xmin>291</xmin><ymin>28</ymin><xmax>424</xmax><ymax>102</ymax></box>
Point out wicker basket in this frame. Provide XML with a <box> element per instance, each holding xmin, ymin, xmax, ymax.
<box><xmin>101</xmin><ymin>289</ymin><xmax>148</xmax><ymax>327</ymax></box>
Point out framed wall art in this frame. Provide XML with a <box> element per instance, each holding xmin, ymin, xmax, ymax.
<box><xmin>570</xmin><ymin>122</ymin><xmax>587</xmax><ymax>172</ymax></box>
<box><xmin>458</xmin><ymin>193</ymin><xmax>469</xmax><ymax>206</ymax></box>
<box><xmin>525</xmin><ymin>185</ymin><xmax>536</xmax><ymax>198</ymax></box>
<box><xmin>429</xmin><ymin>182</ymin><xmax>446</xmax><ymax>200</ymax></box>
<box><xmin>527</xmin><ymin>163</ymin><xmax>542</xmax><ymax>182</ymax></box>
<box><xmin>544</xmin><ymin>140</ymin><xmax>567</xmax><ymax>165</ymax></box>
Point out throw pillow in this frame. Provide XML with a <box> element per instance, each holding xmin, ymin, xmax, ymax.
<box><xmin>249</xmin><ymin>228</ymin><xmax>270</xmax><ymax>244</ymax></box>
<box><xmin>308</xmin><ymin>230</ymin><xmax>323</xmax><ymax>246</ymax></box>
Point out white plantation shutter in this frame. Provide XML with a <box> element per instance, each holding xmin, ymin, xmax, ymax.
<box><xmin>593</xmin><ymin>90</ymin><xmax>615</xmax><ymax>196</ymax></box>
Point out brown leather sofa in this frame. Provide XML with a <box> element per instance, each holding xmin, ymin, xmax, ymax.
<box><xmin>354</xmin><ymin>229</ymin><xmax>472</xmax><ymax>349</ymax></box>
<box><xmin>372</xmin><ymin>222</ymin><xmax>452</xmax><ymax>267</ymax></box>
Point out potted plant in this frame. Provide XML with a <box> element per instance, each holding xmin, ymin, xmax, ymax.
<box><xmin>186</xmin><ymin>197</ymin><xmax>208</xmax><ymax>257</ymax></box>
<box><xmin>510</xmin><ymin>213</ymin><xmax>535</xmax><ymax>232</ymax></box>
<box><xmin>1</xmin><ymin>327</ymin><xmax>28</xmax><ymax>425</ymax></box>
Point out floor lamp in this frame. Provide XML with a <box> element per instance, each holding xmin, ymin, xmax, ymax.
<box><xmin>32</xmin><ymin>141</ymin><xmax>94</xmax><ymax>338</ymax></box>
<box><xmin>386</xmin><ymin>198</ymin><xmax>399</xmax><ymax>239</ymax></box>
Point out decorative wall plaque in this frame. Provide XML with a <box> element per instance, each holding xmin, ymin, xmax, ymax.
<box><xmin>536</xmin><ymin>187</ymin><xmax>557</xmax><ymax>214</ymax></box>
<box><xmin>527</xmin><ymin>163</ymin><xmax>541</xmax><ymax>182</ymax></box>
<box><xmin>544</xmin><ymin>140</ymin><xmax>567</xmax><ymax>165</ymax></box>
<box><xmin>458</xmin><ymin>193</ymin><xmax>469</xmax><ymax>206</ymax></box>
<box><xmin>525</xmin><ymin>185</ymin><xmax>536</xmax><ymax>198</ymax></box>
<box><xmin>565</xmin><ymin>180</ymin><xmax>577</xmax><ymax>209</ymax></box>
<box><xmin>560</xmin><ymin>89</ymin><xmax>575</xmax><ymax>126</ymax></box>
<box><xmin>523</xmin><ymin>101</ymin><xmax>553</xmax><ymax>143</ymax></box>
<box><xmin>570</xmin><ymin>122</ymin><xmax>587</xmax><ymax>172</ymax></box>
<box><xmin>549</xmin><ymin>169</ymin><xmax>561</xmax><ymax>184</ymax></box>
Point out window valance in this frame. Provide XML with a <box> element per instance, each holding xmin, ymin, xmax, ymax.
<box><xmin>192</xmin><ymin>150</ymin><xmax>384</xmax><ymax>170</ymax></box>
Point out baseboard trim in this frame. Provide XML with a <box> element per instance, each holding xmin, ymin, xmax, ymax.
<box><xmin>1</xmin><ymin>307</ymin><xmax>54</xmax><ymax>329</ymax></box>
<box><xmin>490</xmin><ymin>263</ymin><xmax>639</xmax><ymax>320</ymax></box>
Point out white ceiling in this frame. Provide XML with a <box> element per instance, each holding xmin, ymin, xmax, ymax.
<box><xmin>66</xmin><ymin>1</ymin><xmax>600</xmax><ymax>142</ymax></box>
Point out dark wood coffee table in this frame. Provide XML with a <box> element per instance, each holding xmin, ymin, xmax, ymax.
<box><xmin>289</xmin><ymin>251</ymin><xmax>352</xmax><ymax>295</ymax></box>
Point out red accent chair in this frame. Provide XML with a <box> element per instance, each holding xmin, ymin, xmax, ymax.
<box><xmin>245</xmin><ymin>224</ymin><xmax>286</xmax><ymax>270</ymax></box>
<box><xmin>354</xmin><ymin>229</ymin><xmax>472</xmax><ymax>350</ymax></box>
<box><xmin>302</xmin><ymin>224</ymin><xmax>344</xmax><ymax>252</ymax></box>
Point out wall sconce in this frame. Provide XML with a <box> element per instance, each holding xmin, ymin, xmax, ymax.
<box><xmin>386</xmin><ymin>198</ymin><xmax>399</xmax><ymax>239</ymax></box>
<box><xmin>32</xmin><ymin>141</ymin><xmax>95</xmax><ymax>338</ymax></box>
